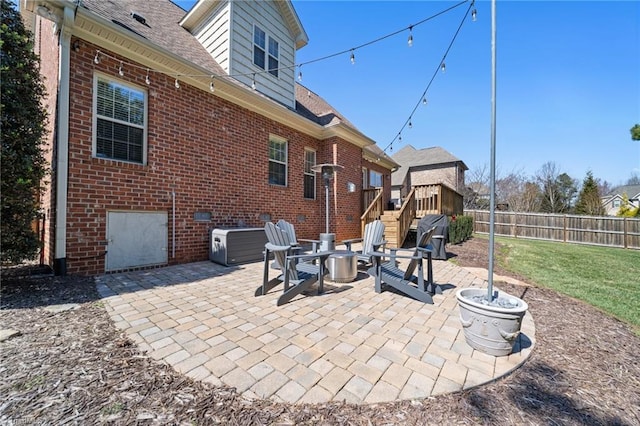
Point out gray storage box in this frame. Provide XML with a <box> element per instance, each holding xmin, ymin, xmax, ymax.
<box><xmin>209</xmin><ymin>228</ymin><xmax>268</xmax><ymax>266</ymax></box>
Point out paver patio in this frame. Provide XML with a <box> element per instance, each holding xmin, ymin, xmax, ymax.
<box><xmin>96</xmin><ymin>253</ymin><xmax>535</xmax><ymax>404</ymax></box>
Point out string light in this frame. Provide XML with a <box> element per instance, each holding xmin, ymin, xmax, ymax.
<box><xmin>380</xmin><ymin>0</ymin><xmax>473</xmax><ymax>156</ymax></box>
<box><xmin>88</xmin><ymin>0</ymin><xmax>470</xmax><ymax>95</ymax></box>
<box><xmin>145</xmin><ymin>69</ymin><xmax>151</xmax><ymax>85</ymax></box>
<box><xmin>209</xmin><ymin>76</ymin><xmax>215</xmax><ymax>92</ymax></box>
<box><xmin>86</xmin><ymin>0</ymin><xmax>473</xmax><ymax>150</ymax></box>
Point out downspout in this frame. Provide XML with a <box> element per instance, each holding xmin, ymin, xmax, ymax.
<box><xmin>54</xmin><ymin>6</ymin><xmax>75</xmax><ymax>275</ymax></box>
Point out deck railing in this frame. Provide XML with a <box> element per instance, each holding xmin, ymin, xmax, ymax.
<box><xmin>395</xmin><ymin>187</ymin><xmax>416</xmax><ymax>247</ymax></box>
<box><xmin>415</xmin><ymin>183</ymin><xmax>463</xmax><ymax>217</ymax></box>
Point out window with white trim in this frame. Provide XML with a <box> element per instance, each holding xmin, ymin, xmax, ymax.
<box><xmin>369</xmin><ymin>170</ymin><xmax>383</xmax><ymax>188</ymax></box>
<box><xmin>253</xmin><ymin>25</ymin><xmax>279</xmax><ymax>77</ymax></box>
<box><xmin>94</xmin><ymin>75</ymin><xmax>146</xmax><ymax>164</ymax></box>
<box><xmin>269</xmin><ymin>137</ymin><xmax>287</xmax><ymax>186</ymax></box>
<box><xmin>304</xmin><ymin>149</ymin><xmax>316</xmax><ymax>199</ymax></box>
<box><xmin>613</xmin><ymin>199</ymin><xmax>621</xmax><ymax>208</ymax></box>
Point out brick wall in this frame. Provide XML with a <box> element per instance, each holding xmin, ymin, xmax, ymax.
<box><xmin>59</xmin><ymin>41</ymin><xmax>372</xmax><ymax>274</ymax></box>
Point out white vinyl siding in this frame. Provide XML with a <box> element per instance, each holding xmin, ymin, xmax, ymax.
<box><xmin>191</xmin><ymin>2</ymin><xmax>232</xmax><ymax>72</ymax></box>
<box><xmin>229</xmin><ymin>0</ymin><xmax>296</xmax><ymax>107</ymax></box>
<box><xmin>94</xmin><ymin>74</ymin><xmax>147</xmax><ymax>164</ymax></box>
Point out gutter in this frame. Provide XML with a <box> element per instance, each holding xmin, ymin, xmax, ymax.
<box><xmin>37</xmin><ymin>2</ymin><xmax>75</xmax><ymax>275</ymax></box>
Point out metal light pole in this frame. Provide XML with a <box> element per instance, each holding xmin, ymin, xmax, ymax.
<box><xmin>487</xmin><ymin>0</ymin><xmax>497</xmax><ymax>302</ymax></box>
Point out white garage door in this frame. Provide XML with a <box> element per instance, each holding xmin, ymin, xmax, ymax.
<box><xmin>106</xmin><ymin>211</ymin><xmax>168</xmax><ymax>272</ymax></box>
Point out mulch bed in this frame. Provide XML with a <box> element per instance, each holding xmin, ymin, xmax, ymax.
<box><xmin>1</xmin><ymin>238</ymin><xmax>639</xmax><ymax>425</ymax></box>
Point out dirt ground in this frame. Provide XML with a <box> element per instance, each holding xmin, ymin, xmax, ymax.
<box><xmin>1</xmin><ymin>237</ymin><xmax>639</xmax><ymax>425</ymax></box>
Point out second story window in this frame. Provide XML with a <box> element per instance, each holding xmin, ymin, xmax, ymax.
<box><xmin>253</xmin><ymin>25</ymin><xmax>279</xmax><ymax>78</ymax></box>
<box><xmin>269</xmin><ymin>137</ymin><xmax>287</xmax><ymax>186</ymax></box>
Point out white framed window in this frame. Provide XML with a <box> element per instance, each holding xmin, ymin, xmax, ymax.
<box><xmin>369</xmin><ymin>170</ymin><xmax>383</xmax><ymax>188</ymax></box>
<box><xmin>612</xmin><ymin>199</ymin><xmax>621</xmax><ymax>208</ymax></box>
<box><xmin>253</xmin><ymin>25</ymin><xmax>279</xmax><ymax>77</ymax></box>
<box><xmin>94</xmin><ymin>74</ymin><xmax>146</xmax><ymax>164</ymax></box>
<box><xmin>269</xmin><ymin>136</ymin><xmax>287</xmax><ymax>186</ymax></box>
<box><xmin>304</xmin><ymin>149</ymin><xmax>316</xmax><ymax>199</ymax></box>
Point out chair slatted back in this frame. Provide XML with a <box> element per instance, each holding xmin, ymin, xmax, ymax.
<box><xmin>276</xmin><ymin>219</ymin><xmax>298</xmax><ymax>246</ymax></box>
<box><xmin>362</xmin><ymin>220</ymin><xmax>385</xmax><ymax>256</ymax></box>
<box><xmin>265</xmin><ymin>222</ymin><xmax>298</xmax><ymax>281</ymax></box>
<box><xmin>403</xmin><ymin>226</ymin><xmax>436</xmax><ymax>280</ymax></box>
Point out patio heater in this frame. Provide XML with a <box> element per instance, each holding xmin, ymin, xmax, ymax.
<box><xmin>311</xmin><ymin>163</ymin><xmax>344</xmax><ymax>251</ymax></box>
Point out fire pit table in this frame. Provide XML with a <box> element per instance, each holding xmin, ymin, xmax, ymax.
<box><xmin>326</xmin><ymin>250</ymin><xmax>357</xmax><ymax>283</ymax></box>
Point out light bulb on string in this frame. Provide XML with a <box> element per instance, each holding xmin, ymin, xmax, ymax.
<box><xmin>297</xmin><ymin>66</ymin><xmax>302</xmax><ymax>82</ymax></box>
<box><xmin>251</xmin><ymin>73</ymin><xmax>256</xmax><ymax>90</ymax></box>
<box><xmin>472</xmin><ymin>9</ymin><xmax>477</xmax><ymax>21</ymax></box>
<box><xmin>408</xmin><ymin>119</ymin><xmax>413</xmax><ymax>129</ymax></box>
<box><xmin>174</xmin><ymin>78</ymin><xmax>180</xmax><ymax>89</ymax></box>
<box><xmin>441</xmin><ymin>61</ymin><xmax>446</xmax><ymax>73</ymax></box>
<box><xmin>145</xmin><ymin>69</ymin><xmax>151</xmax><ymax>85</ymax></box>
<box><xmin>94</xmin><ymin>51</ymin><xmax>100</xmax><ymax>64</ymax></box>
<box><xmin>350</xmin><ymin>50</ymin><xmax>355</xmax><ymax>65</ymax></box>
<box><xmin>209</xmin><ymin>76</ymin><xmax>215</xmax><ymax>93</ymax></box>
<box><xmin>408</xmin><ymin>26</ymin><xmax>413</xmax><ymax>47</ymax></box>
<box><xmin>398</xmin><ymin>134</ymin><xmax>402</xmax><ymax>143</ymax></box>
<box><xmin>118</xmin><ymin>62</ymin><xmax>124</xmax><ymax>77</ymax></box>
<box><xmin>422</xmin><ymin>97</ymin><xmax>428</xmax><ymax>105</ymax></box>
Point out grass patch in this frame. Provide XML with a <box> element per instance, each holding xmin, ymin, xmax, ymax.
<box><xmin>489</xmin><ymin>235</ymin><xmax>640</xmax><ymax>332</ymax></box>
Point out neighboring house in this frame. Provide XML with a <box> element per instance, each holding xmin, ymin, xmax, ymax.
<box><xmin>390</xmin><ymin>145</ymin><xmax>467</xmax><ymax>205</ymax></box>
<box><xmin>602</xmin><ymin>185</ymin><xmax>640</xmax><ymax>216</ymax></box>
<box><xmin>22</xmin><ymin>0</ymin><xmax>397</xmax><ymax>275</ymax></box>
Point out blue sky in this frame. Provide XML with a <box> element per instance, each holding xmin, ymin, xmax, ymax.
<box><xmin>175</xmin><ymin>1</ymin><xmax>640</xmax><ymax>186</ymax></box>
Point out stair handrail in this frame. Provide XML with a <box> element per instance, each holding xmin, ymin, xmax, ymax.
<box><xmin>361</xmin><ymin>188</ymin><xmax>384</xmax><ymax>235</ymax></box>
<box><xmin>395</xmin><ymin>187</ymin><xmax>417</xmax><ymax>247</ymax></box>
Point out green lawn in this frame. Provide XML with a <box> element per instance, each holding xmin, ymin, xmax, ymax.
<box><xmin>484</xmin><ymin>235</ymin><xmax>640</xmax><ymax>332</ymax></box>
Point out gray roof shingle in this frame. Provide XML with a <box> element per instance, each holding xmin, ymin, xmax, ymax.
<box><xmin>391</xmin><ymin>145</ymin><xmax>467</xmax><ymax>187</ymax></box>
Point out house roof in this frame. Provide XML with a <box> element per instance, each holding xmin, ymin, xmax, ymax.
<box><xmin>605</xmin><ymin>184</ymin><xmax>640</xmax><ymax>200</ymax></box>
<box><xmin>390</xmin><ymin>145</ymin><xmax>468</xmax><ymax>187</ymax></box>
<box><xmin>28</xmin><ymin>0</ymin><xmax>395</xmax><ymax>169</ymax></box>
<box><xmin>80</xmin><ymin>0</ymin><xmax>226</xmax><ymax>75</ymax></box>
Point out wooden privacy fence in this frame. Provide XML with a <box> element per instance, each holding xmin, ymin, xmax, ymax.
<box><xmin>466</xmin><ymin>210</ymin><xmax>640</xmax><ymax>250</ymax></box>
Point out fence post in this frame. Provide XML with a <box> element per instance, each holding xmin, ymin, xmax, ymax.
<box><xmin>624</xmin><ymin>217</ymin><xmax>628</xmax><ymax>249</ymax></box>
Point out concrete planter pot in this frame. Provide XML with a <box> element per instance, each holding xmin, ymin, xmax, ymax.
<box><xmin>456</xmin><ymin>288</ymin><xmax>528</xmax><ymax>357</ymax></box>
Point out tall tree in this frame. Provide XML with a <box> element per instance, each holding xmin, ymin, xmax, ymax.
<box><xmin>1</xmin><ymin>0</ymin><xmax>49</xmax><ymax>263</ymax></box>
<box><xmin>536</xmin><ymin>162</ymin><xmax>576</xmax><ymax>213</ymax></box>
<box><xmin>631</xmin><ymin>124</ymin><xmax>640</xmax><ymax>141</ymax></box>
<box><xmin>575</xmin><ymin>171</ymin><xmax>605</xmax><ymax>216</ymax></box>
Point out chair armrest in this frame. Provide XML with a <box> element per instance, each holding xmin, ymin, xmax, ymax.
<box><xmin>286</xmin><ymin>251</ymin><xmax>331</xmax><ymax>262</ymax></box>
<box><xmin>265</xmin><ymin>242</ymin><xmax>291</xmax><ymax>253</ymax></box>
<box><xmin>298</xmin><ymin>238</ymin><xmax>321</xmax><ymax>244</ymax></box>
<box><xmin>341</xmin><ymin>238</ymin><xmax>363</xmax><ymax>251</ymax></box>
